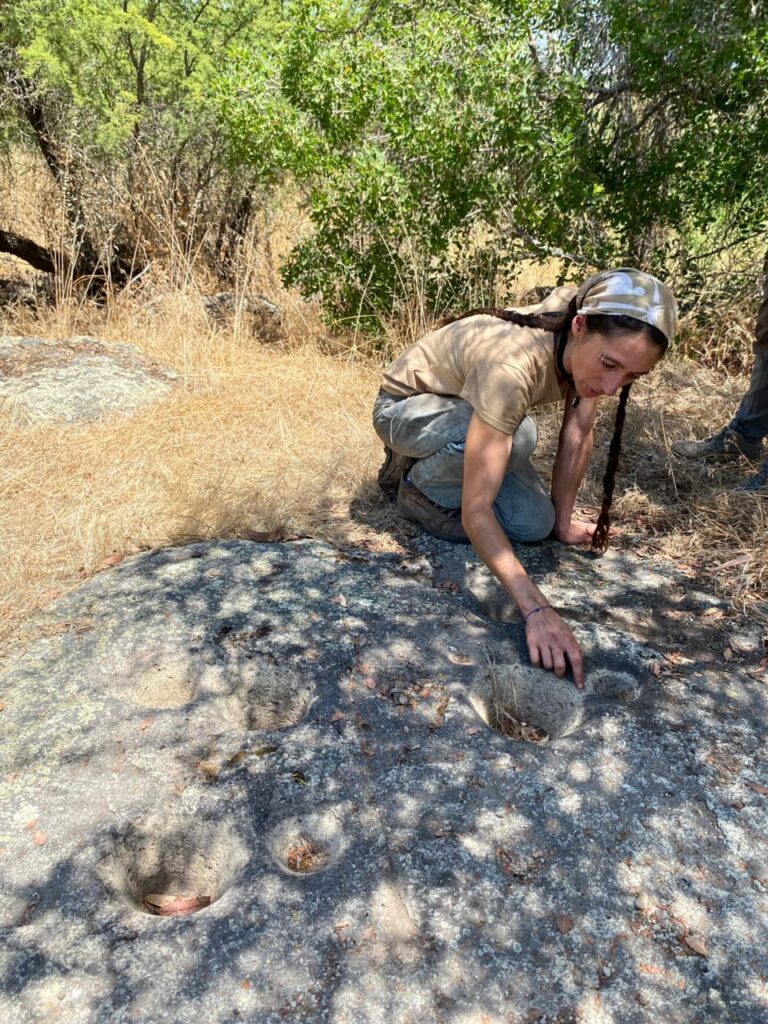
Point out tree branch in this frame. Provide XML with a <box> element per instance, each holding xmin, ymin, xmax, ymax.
<box><xmin>0</xmin><ymin>228</ymin><xmax>60</xmax><ymax>275</ymax></box>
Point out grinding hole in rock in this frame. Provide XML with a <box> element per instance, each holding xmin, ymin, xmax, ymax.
<box><xmin>470</xmin><ymin>661</ymin><xmax>644</xmax><ymax>742</ymax></box>
<box><xmin>221</xmin><ymin>661</ymin><xmax>315</xmax><ymax>731</ymax></box>
<box><xmin>267</xmin><ymin>810</ymin><xmax>345</xmax><ymax>876</ymax></box>
<box><xmin>101</xmin><ymin>819</ymin><xmax>248</xmax><ymax>918</ymax></box>
<box><xmin>125</xmin><ymin>656</ymin><xmax>199</xmax><ymax>709</ymax></box>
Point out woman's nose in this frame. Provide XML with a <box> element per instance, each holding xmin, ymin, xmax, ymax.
<box><xmin>602</xmin><ymin>372</ymin><xmax>625</xmax><ymax>397</ymax></box>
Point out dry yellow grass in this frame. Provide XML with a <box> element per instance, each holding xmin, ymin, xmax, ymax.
<box><xmin>0</xmin><ymin>291</ymin><xmax>414</xmax><ymax>644</ymax></box>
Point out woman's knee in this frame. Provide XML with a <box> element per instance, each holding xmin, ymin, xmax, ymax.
<box><xmin>495</xmin><ymin>494</ymin><xmax>555</xmax><ymax>542</ymax></box>
<box><xmin>508</xmin><ymin>416</ymin><xmax>538</xmax><ymax>465</ymax></box>
<box><xmin>373</xmin><ymin>392</ymin><xmax>473</xmax><ymax>459</ymax></box>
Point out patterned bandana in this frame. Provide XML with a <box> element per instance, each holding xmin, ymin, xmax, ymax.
<box><xmin>576</xmin><ymin>267</ymin><xmax>678</xmax><ymax>340</ymax></box>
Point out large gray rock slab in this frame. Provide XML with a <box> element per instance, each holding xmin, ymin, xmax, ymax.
<box><xmin>0</xmin><ymin>538</ymin><xmax>766</xmax><ymax>1024</ymax></box>
<box><xmin>0</xmin><ymin>335</ymin><xmax>177</xmax><ymax>424</ymax></box>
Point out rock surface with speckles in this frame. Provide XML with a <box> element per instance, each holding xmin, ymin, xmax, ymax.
<box><xmin>0</xmin><ymin>335</ymin><xmax>177</xmax><ymax>424</ymax></box>
<box><xmin>1</xmin><ymin>537</ymin><xmax>766</xmax><ymax>1024</ymax></box>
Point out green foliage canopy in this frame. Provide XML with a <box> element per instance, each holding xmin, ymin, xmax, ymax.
<box><xmin>223</xmin><ymin>0</ymin><xmax>768</xmax><ymax>325</ymax></box>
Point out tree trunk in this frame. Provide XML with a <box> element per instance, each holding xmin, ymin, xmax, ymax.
<box><xmin>1</xmin><ymin>56</ymin><xmax>144</xmax><ymax>292</ymax></box>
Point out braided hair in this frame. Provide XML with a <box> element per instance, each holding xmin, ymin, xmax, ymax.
<box><xmin>441</xmin><ymin>299</ymin><xmax>669</xmax><ymax>553</ymax></box>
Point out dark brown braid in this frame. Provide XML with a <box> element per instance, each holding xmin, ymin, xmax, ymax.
<box><xmin>440</xmin><ymin>301</ymin><xmax>668</xmax><ymax>554</ymax></box>
<box><xmin>440</xmin><ymin>305</ymin><xmax>573</xmax><ymax>334</ymax></box>
<box><xmin>591</xmin><ymin>382</ymin><xmax>631</xmax><ymax>553</ymax></box>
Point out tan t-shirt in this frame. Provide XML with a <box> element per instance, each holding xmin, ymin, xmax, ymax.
<box><xmin>382</xmin><ymin>286</ymin><xmax>576</xmax><ymax>435</ymax></box>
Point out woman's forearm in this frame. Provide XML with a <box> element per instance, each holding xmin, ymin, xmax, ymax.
<box><xmin>551</xmin><ymin>431</ymin><xmax>593</xmax><ymax>536</ymax></box>
<box><xmin>462</xmin><ymin>506</ymin><xmax>585</xmax><ymax>686</ymax></box>
<box><xmin>462</xmin><ymin>508</ymin><xmax>547</xmax><ymax>613</ymax></box>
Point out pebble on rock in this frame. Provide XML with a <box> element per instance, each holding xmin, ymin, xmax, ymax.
<box><xmin>685</xmin><ymin>934</ymin><xmax>708</xmax><ymax>957</ymax></box>
<box><xmin>555</xmin><ymin>913</ymin><xmax>574</xmax><ymax>934</ymax></box>
<box><xmin>634</xmin><ymin>891</ymin><xmax>652</xmax><ymax>912</ymax></box>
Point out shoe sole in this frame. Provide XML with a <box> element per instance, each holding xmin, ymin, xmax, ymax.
<box><xmin>377</xmin><ymin>452</ymin><xmax>415</xmax><ymax>499</ymax></box>
<box><xmin>397</xmin><ymin>502</ymin><xmax>470</xmax><ymax>545</ymax></box>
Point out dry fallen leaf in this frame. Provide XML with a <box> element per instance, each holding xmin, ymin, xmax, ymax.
<box><xmin>746</xmin><ymin>781</ymin><xmax>768</xmax><ymax>796</ymax></box>
<box><xmin>684</xmin><ymin>934</ymin><xmax>708</xmax><ymax>957</ymax></box>
<box><xmin>102</xmin><ymin>552</ymin><xmax>124</xmax><ymax>567</ymax></box>
<box><xmin>555</xmin><ymin>913</ymin><xmax>574</xmax><ymax>934</ymax></box>
<box><xmin>447</xmin><ymin>650</ymin><xmax>473</xmax><ymax>665</ymax></box>
<box><xmin>664</xmin><ymin>651</ymin><xmax>688</xmax><ymax>664</ymax></box>
<box><xmin>701</xmin><ymin>607</ymin><xmax>725</xmax><ymax>619</ymax></box>
<box><xmin>138</xmin><ymin>717</ymin><xmax>153</xmax><ymax>731</ymax></box>
<box><xmin>330</xmin><ymin>710</ymin><xmax>345</xmax><ymax>722</ymax></box>
<box><xmin>650</xmin><ymin>662</ymin><xmax>662</xmax><ymax>677</ymax></box>
<box><xmin>142</xmin><ymin>893</ymin><xmax>211</xmax><ymax>916</ymax></box>
<box><xmin>723</xmin><ymin>648</ymin><xmax>734</xmax><ymax>662</ymax></box>
<box><xmin>330</xmin><ymin>593</ymin><xmax>347</xmax><ymax>607</ymax></box>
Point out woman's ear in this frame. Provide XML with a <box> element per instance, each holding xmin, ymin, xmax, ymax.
<box><xmin>571</xmin><ymin>313</ymin><xmax>587</xmax><ymax>337</ymax></box>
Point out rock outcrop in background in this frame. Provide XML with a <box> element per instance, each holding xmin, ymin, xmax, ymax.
<box><xmin>0</xmin><ymin>335</ymin><xmax>178</xmax><ymax>424</ymax></box>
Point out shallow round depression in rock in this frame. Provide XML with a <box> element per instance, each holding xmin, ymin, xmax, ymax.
<box><xmin>102</xmin><ymin>819</ymin><xmax>248</xmax><ymax>918</ymax></box>
<box><xmin>123</xmin><ymin>656</ymin><xmax>199</xmax><ymax>709</ymax></box>
<box><xmin>221</xmin><ymin>662</ymin><xmax>315</xmax><ymax>731</ymax></box>
<box><xmin>267</xmin><ymin>810</ymin><xmax>345</xmax><ymax>876</ymax></box>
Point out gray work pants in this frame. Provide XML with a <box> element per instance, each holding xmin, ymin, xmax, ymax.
<box><xmin>372</xmin><ymin>389</ymin><xmax>555</xmax><ymax>542</ymax></box>
<box><xmin>731</xmin><ymin>280</ymin><xmax>768</xmax><ymax>441</ymax></box>
<box><xmin>731</xmin><ymin>340</ymin><xmax>768</xmax><ymax>441</ymax></box>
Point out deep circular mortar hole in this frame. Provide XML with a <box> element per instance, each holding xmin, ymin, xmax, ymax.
<box><xmin>267</xmin><ymin>810</ymin><xmax>345</xmax><ymax>876</ymax></box>
<box><xmin>470</xmin><ymin>661</ymin><xmax>644</xmax><ymax>742</ymax></box>
<box><xmin>471</xmin><ymin>662</ymin><xmax>585</xmax><ymax>742</ymax></box>
<box><xmin>102</xmin><ymin>819</ymin><xmax>248</xmax><ymax>918</ymax></box>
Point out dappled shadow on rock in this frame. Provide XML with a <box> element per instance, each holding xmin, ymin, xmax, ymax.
<box><xmin>0</xmin><ymin>538</ymin><xmax>766</xmax><ymax>1024</ymax></box>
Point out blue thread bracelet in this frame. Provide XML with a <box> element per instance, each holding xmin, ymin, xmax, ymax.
<box><xmin>523</xmin><ymin>605</ymin><xmax>550</xmax><ymax>624</ymax></box>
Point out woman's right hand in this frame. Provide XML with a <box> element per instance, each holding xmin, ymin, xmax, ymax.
<box><xmin>525</xmin><ymin>606</ymin><xmax>584</xmax><ymax>688</ymax></box>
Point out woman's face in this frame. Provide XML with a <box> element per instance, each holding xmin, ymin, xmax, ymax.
<box><xmin>567</xmin><ymin>315</ymin><xmax>663</xmax><ymax>399</ymax></box>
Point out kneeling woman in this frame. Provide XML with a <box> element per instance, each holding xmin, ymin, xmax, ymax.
<box><xmin>373</xmin><ymin>268</ymin><xmax>677</xmax><ymax>688</ymax></box>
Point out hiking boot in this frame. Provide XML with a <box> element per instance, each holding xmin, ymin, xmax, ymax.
<box><xmin>396</xmin><ymin>476</ymin><xmax>470</xmax><ymax>544</ymax></box>
<box><xmin>377</xmin><ymin>446</ymin><xmax>416</xmax><ymax>499</ymax></box>
<box><xmin>671</xmin><ymin>426</ymin><xmax>762</xmax><ymax>461</ymax></box>
<box><xmin>735</xmin><ymin>457</ymin><xmax>768</xmax><ymax>492</ymax></box>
